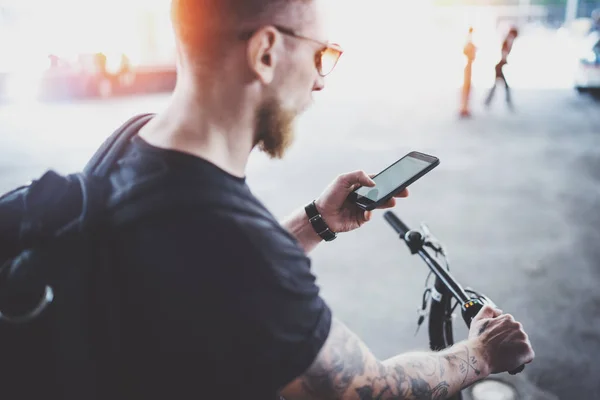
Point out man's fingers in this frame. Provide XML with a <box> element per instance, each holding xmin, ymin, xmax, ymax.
<box><xmin>473</xmin><ymin>305</ymin><xmax>503</xmax><ymax>322</ymax></box>
<box><xmin>375</xmin><ymin>190</ymin><xmax>409</xmax><ymax>210</ymax></box>
<box><xmin>524</xmin><ymin>347</ymin><xmax>536</xmax><ymax>364</ymax></box>
<box><xmin>341</xmin><ymin>171</ymin><xmax>375</xmax><ymax>189</ymax></box>
<box><xmin>361</xmin><ymin>210</ymin><xmax>372</xmax><ymax>223</ymax></box>
<box><xmin>377</xmin><ymin>198</ymin><xmax>397</xmax><ymax>209</ymax></box>
<box><xmin>394</xmin><ymin>188</ymin><xmax>409</xmax><ymax>198</ymax></box>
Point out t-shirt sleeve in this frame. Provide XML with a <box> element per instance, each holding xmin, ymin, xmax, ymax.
<box><xmin>232</xmin><ymin>214</ymin><xmax>333</xmax><ymax>389</ymax></box>
<box><xmin>117</xmin><ymin>209</ymin><xmax>332</xmax><ymax>394</ymax></box>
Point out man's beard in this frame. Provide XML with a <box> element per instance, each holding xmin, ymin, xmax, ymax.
<box><xmin>254</xmin><ymin>98</ymin><xmax>297</xmax><ymax>159</ymax></box>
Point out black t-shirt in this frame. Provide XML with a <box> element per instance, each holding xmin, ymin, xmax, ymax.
<box><xmin>109</xmin><ymin>136</ymin><xmax>332</xmax><ymax>399</ymax></box>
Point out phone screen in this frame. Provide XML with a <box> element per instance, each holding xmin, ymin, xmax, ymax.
<box><xmin>355</xmin><ymin>155</ymin><xmax>435</xmax><ymax>202</ymax></box>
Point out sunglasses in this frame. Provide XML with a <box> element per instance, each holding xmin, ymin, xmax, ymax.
<box><xmin>239</xmin><ymin>25</ymin><xmax>344</xmax><ymax>77</ymax></box>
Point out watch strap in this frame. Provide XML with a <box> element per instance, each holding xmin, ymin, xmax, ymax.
<box><xmin>304</xmin><ymin>201</ymin><xmax>337</xmax><ymax>242</ymax></box>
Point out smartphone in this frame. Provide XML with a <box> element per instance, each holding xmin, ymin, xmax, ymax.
<box><xmin>349</xmin><ymin>151</ymin><xmax>440</xmax><ymax>211</ymax></box>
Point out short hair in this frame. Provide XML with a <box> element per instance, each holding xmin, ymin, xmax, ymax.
<box><xmin>171</xmin><ymin>0</ymin><xmax>311</xmax><ymax>63</ymax></box>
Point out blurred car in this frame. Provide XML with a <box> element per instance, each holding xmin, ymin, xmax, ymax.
<box><xmin>2</xmin><ymin>51</ymin><xmax>176</xmax><ymax>102</ymax></box>
<box><xmin>1</xmin><ymin>51</ymin><xmax>137</xmax><ymax>102</ymax></box>
<box><xmin>575</xmin><ymin>31</ymin><xmax>600</xmax><ymax>94</ymax></box>
<box><xmin>38</xmin><ymin>52</ymin><xmax>135</xmax><ymax>99</ymax></box>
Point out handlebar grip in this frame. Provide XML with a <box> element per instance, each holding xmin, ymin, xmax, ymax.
<box><xmin>462</xmin><ymin>302</ymin><xmax>526</xmax><ymax>376</ymax></box>
<box><xmin>384</xmin><ymin>211</ymin><xmax>410</xmax><ymax>237</ymax></box>
<box><xmin>509</xmin><ymin>365</ymin><xmax>525</xmax><ymax>375</ymax></box>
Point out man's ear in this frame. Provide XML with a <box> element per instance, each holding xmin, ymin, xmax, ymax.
<box><xmin>247</xmin><ymin>27</ymin><xmax>280</xmax><ymax>85</ymax></box>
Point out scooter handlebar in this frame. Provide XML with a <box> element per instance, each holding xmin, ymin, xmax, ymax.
<box><xmin>384</xmin><ymin>211</ymin><xmax>410</xmax><ymax>237</ymax></box>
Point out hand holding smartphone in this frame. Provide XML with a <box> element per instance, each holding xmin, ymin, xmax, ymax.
<box><xmin>348</xmin><ymin>151</ymin><xmax>440</xmax><ymax>211</ymax></box>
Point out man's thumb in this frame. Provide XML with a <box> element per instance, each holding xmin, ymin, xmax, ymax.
<box><xmin>340</xmin><ymin>171</ymin><xmax>375</xmax><ymax>190</ymax></box>
<box><xmin>359</xmin><ymin>172</ymin><xmax>376</xmax><ymax>187</ymax></box>
<box><xmin>473</xmin><ymin>305</ymin><xmax>503</xmax><ymax>322</ymax></box>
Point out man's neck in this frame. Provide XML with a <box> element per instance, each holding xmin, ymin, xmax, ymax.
<box><xmin>138</xmin><ymin>78</ymin><xmax>256</xmax><ymax>178</ymax></box>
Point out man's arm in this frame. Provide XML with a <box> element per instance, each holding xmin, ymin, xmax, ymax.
<box><xmin>281</xmin><ymin>319</ymin><xmax>487</xmax><ymax>400</ymax></box>
<box><xmin>281</xmin><ymin>171</ymin><xmax>405</xmax><ymax>254</ymax></box>
<box><xmin>282</xmin><ymin>307</ymin><xmax>534</xmax><ymax>400</ymax></box>
<box><xmin>281</xmin><ymin>206</ymin><xmax>322</xmax><ymax>254</ymax></box>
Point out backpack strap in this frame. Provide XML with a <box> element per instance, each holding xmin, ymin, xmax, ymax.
<box><xmin>0</xmin><ymin>114</ymin><xmax>156</xmax><ymax>310</ymax></box>
<box><xmin>84</xmin><ymin>113</ymin><xmax>154</xmax><ymax>178</ymax></box>
<box><xmin>20</xmin><ymin>113</ymin><xmax>156</xmax><ymax>243</ymax></box>
<box><xmin>75</xmin><ymin>113</ymin><xmax>155</xmax><ymax>232</ymax></box>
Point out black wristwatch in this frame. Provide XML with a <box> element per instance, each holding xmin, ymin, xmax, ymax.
<box><xmin>305</xmin><ymin>201</ymin><xmax>337</xmax><ymax>242</ymax></box>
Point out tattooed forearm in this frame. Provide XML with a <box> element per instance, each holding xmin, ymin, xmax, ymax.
<box><xmin>443</xmin><ymin>346</ymin><xmax>482</xmax><ymax>387</ymax></box>
<box><xmin>364</xmin><ymin>345</ymin><xmax>483</xmax><ymax>400</ymax></box>
<box><xmin>284</xmin><ymin>319</ymin><xmax>488</xmax><ymax>400</ymax></box>
<box><xmin>407</xmin><ymin>358</ymin><xmax>437</xmax><ymax>377</ymax></box>
<box><xmin>353</xmin><ymin>362</ymin><xmax>450</xmax><ymax>400</ymax></box>
<box><xmin>301</xmin><ymin>320</ymin><xmax>365</xmax><ymax>398</ymax></box>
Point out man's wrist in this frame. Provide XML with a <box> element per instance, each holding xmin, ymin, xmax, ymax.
<box><xmin>461</xmin><ymin>339</ymin><xmax>492</xmax><ymax>379</ymax></box>
<box><xmin>280</xmin><ymin>207</ymin><xmax>324</xmax><ymax>254</ymax></box>
<box><xmin>304</xmin><ymin>200</ymin><xmax>337</xmax><ymax>242</ymax></box>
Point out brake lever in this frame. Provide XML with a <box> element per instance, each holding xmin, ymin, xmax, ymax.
<box><xmin>420</xmin><ymin>223</ymin><xmax>449</xmax><ymax>260</ymax></box>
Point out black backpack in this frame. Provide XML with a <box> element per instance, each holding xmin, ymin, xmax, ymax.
<box><xmin>0</xmin><ymin>113</ymin><xmax>155</xmax><ymax>400</ymax></box>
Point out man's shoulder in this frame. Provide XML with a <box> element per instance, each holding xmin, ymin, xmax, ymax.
<box><xmin>110</xmin><ymin>178</ymin><xmax>285</xmax><ymax>243</ymax></box>
<box><xmin>108</xmin><ymin>137</ymin><xmax>268</xmax><ymax>224</ymax></box>
<box><xmin>109</xmin><ymin>164</ymin><xmax>305</xmax><ymax>263</ymax></box>
<box><xmin>113</xmin><ymin>194</ymin><xmax>313</xmax><ymax>295</ymax></box>
<box><xmin>106</xmin><ymin>134</ymin><xmax>309</xmax><ymax>271</ymax></box>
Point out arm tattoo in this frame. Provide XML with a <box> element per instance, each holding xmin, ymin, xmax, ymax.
<box><xmin>352</xmin><ymin>366</ymin><xmax>450</xmax><ymax>400</ymax></box>
<box><xmin>301</xmin><ymin>320</ymin><xmax>365</xmax><ymax>398</ymax></box>
<box><xmin>299</xmin><ymin>320</ymin><xmax>473</xmax><ymax>400</ymax></box>
<box><xmin>409</xmin><ymin>379</ymin><xmax>450</xmax><ymax>400</ymax></box>
<box><xmin>354</xmin><ymin>363</ymin><xmax>450</xmax><ymax>400</ymax></box>
<box><xmin>442</xmin><ymin>346</ymin><xmax>481</xmax><ymax>387</ymax></box>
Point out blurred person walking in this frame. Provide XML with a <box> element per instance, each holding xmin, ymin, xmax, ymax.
<box><xmin>484</xmin><ymin>27</ymin><xmax>518</xmax><ymax>110</ymax></box>
<box><xmin>591</xmin><ymin>9</ymin><xmax>600</xmax><ymax>33</ymax></box>
<box><xmin>460</xmin><ymin>27</ymin><xmax>477</xmax><ymax>118</ymax></box>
